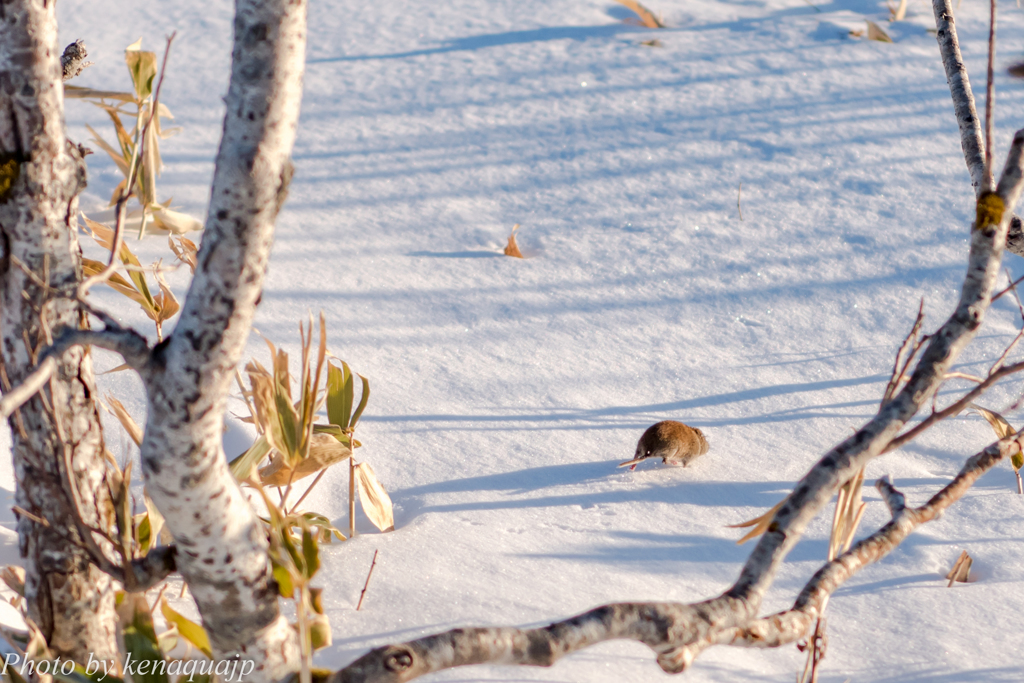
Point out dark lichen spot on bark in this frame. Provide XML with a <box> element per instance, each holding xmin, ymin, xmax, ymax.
<box><xmin>245</xmin><ymin>22</ymin><xmax>268</xmax><ymax>46</ymax></box>
<box><xmin>0</xmin><ymin>154</ymin><xmax>21</xmax><ymax>203</ymax></box>
<box><xmin>217</xmin><ymin>209</ymin><xmax>228</xmax><ymax>220</ymax></box>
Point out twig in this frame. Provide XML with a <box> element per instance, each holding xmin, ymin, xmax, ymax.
<box><xmin>885</xmin><ymin>359</ymin><xmax>1024</xmax><ymax>452</ymax></box>
<box><xmin>882</xmin><ymin>300</ymin><xmax>925</xmax><ymax>406</ymax></box>
<box><xmin>350</xmin><ymin>456</ymin><xmax>357</xmax><ymax>538</ymax></box>
<box><xmin>356</xmin><ymin>550</ymin><xmax>379</xmax><ymax>611</ymax></box>
<box><xmin>983</xmin><ymin>0</ymin><xmax>996</xmax><ymax>192</ymax></box>
<box><xmin>288</xmin><ymin>469</ymin><xmax>328</xmax><ymax>515</ymax></box>
<box><xmin>0</xmin><ymin>357</ymin><xmax>56</xmax><ymax>419</ymax></box>
<box><xmin>12</xmin><ymin>506</ymin><xmax>49</xmax><ymax>527</ymax></box>
<box><xmin>932</xmin><ymin>0</ymin><xmax>987</xmax><ymax>192</ymax></box>
<box><xmin>717</xmin><ymin>435</ymin><xmax>1019</xmax><ymax>651</ymax></box>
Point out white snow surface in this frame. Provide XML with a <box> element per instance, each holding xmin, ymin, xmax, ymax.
<box><xmin>2</xmin><ymin>0</ymin><xmax>1024</xmax><ymax>680</ymax></box>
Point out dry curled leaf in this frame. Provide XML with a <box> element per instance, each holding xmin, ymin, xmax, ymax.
<box><xmin>504</xmin><ymin>223</ymin><xmax>524</xmax><ymax>258</ymax></box>
<box><xmin>616</xmin><ymin>0</ymin><xmax>667</xmax><ymax>28</ymax></box>
<box><xmin>354</xmin><ymin>462</ymin><xmax>395</xmax><ymax>532</ymax></box>
<box><xmin>728</xmin><ymin>499</ymin><xmax>785</xmax><ymax>544</ymax></box>
<box><xmin>105</xmin><ymin>395</ymin><xmax>143</xmax><ymax>446</ymax></box>
<box><xmin>945</xmin><ymin>550</ymin><xmax>973</xmax><ymax>586</ymax></box>
<box><xmin>258</xmin><ymin>433</ymin><xmax>353</xmax><ymax>487</ymax></box>
<box><xmin>169</xmin><ymin>235</ymin><xmax>198</xmax><ymax>273</ymax></box>
<box><xmin>866</xmin><ymin>21</ymin><xmax>893</xmax><ymax>42</ymax></box>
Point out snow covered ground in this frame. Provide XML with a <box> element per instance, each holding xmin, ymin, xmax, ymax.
<box><xmin>3</xmin><ymin>0</ymin><xmax>1024</xmax><ymax>680</ymax></box>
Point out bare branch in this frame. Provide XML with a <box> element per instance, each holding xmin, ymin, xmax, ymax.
<box><xmin>0</xmin><ymin>357</ymin><xmax>55</xmax><ymax>419</ymax></box>
<box><xmin>984</xmin><ymin>0</ymin><xmax>997</xmax><ymax>191</ymax></box>
<box><xmin>881</xmin><ymin>300</ymin><xmax>925</xmax><ymax>406</ymax></box>
<box><xmin>884</xmin><ymin>359</ymin><xmax>1024</xmax><ymax>452</ymax></box>
<box><xmin>933</xmin><ymin>0</ymin><xmax>986</xmax><ymax>192</ymax></box>
<box><xmin>46</xmin><ymin>326</ymin><xmax>152</xmax><ymax>372</ymax></box>
<box><xmin>875</xmin><ymin>475</ymin><xmax>906</xmax><ymax>515</ymax></box>
<box><xmin>931</xmin><ymin>0</ymin><xmax>1024</xmax><ymax>255</ymax></box>
<box><xmin>717</xmin><ymin>436</ymin><xmax>1018</xmax><ymax>650</ymax></box>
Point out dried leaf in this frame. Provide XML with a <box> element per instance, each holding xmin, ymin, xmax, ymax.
<box><xmin>229</xmin><ymin>433</ymin><xmax>272</xmax><ymax>482</ymax></box>
<box><xmin>143</xmin><ymin>488</ymin><xmax>170</xmax><ymax>547</ymax></box>
<box><xmin>945</xmin><ymin>550</ymin><xmax>973</xmax><ymax>585</ymax></box>
<box><xmin>107</xmin><ymin>395</ymin><xmax>143</xmax><ymax>446</ymax></box>
<box><xmin>64</xmin><ymin>85</ymin><xmax>136</xmax><ymax>103</ymax></box>
<box><xmin>1</xmin><ymin>566</ymin><xmax>25</xmax><ymax>597</ymax></box>
<box><xmin>890</xmin><ymin>0</ymin><xmax>908</xmax><ymax>21</ymax></box>
<box><xmin>969</xmin><ymin>404</ymin><xmax>1016</xmax><ymax>438</ymax></box>
<box><xmin>160</xmin><ymin>598</ymin><xmax>212</xmax><ymax>658</ymax></box>
<box><xmin>728</xmin><ymin>500</ymin><xmax>785</xmax><ymax>544</ymax></box>
<box><xmin>258</xmin><ymin>432</ymin><xmax>352</xmax><ymax>487</ymax></box>
<box><xmin>615</xmin><ymin>0</ymin><xmax>667</xmax><ymax>28</ymax></box>
<box><xmin>150</xmin><ymin>205</ymin><xmax>203</xmax><ymax>234</ymax></box>
<box><xmin>168</xmin><ymin>236</ymin><xmax>198</xmax><ymax>273</ymax></box>
<box><xmin>85</xmin><ymin>124</ymin><xmax>130</xmax><ymax>177</ymax></box>
<box><xmin>503</xmin><ymin>223</ymin><xmax>524</xmax><ymax>258</ymax></box>
<box><xmin>153</xmin><ymin>271</ymin><xmax>180</xmax><ymax>325</ymax></box>
<box><xmin>866</xmin><ymin>21</ymin><xmax>893</xmax><ymax>42</ymax></box>
<box><xmin>354</xmin><ymin>462</ymin><xmax>395</xmax><ymax>532</ymax></box>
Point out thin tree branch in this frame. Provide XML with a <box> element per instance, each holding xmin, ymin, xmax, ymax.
<box><xmin>881</xmin><ymin>300</ymin><xmax>925</xmax><ymax>406</ymax></box>
<box><xmin>884</xmin><ymin>359</ymin><xmax>1024</xmax><ymax>452</ymax></box>
<box><xmin>932</xmin><ymin>0</ymin><xmax>1024</xmax><ymax>255</ymax></box>
<box><xmin>46</xmin><ymin>327</ymin><xmax>152</xmax><ymax>372</ymax></box>
<box><xmin>983</xmin><ymin>0</ymin><xmax>997</xmax><ymax>191</ymax></box>
<box><xmin>0</xmin><ymin>357</ymin><xmax>55</xmax><ymax>419</ymax></box>
<box><xmin>933</xmin><ymin>0</ymin><xmax>987</xmax><ymax>192</ymax></box>
<box><xmin>717</xmin><ymin>436</ymin><xmax>1018</xmax><ymax>650</ymax></box>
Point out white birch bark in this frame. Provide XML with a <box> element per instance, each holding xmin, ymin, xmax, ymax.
<box><xmin>0</xmin><ymin>0</ymin><xmax>120</xmax><ymax>663</ymax></box>
<box><xmin>135</xmin><ymin>0</ymin><xmax>306</xmax><ymax>679</ymax></box>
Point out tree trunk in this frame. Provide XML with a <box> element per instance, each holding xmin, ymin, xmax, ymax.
<box><xmin>137</xmin><ymin>0</ymin><xmax>306</xmax><ymax>679</ymax></box>
<box><xmin>0</xmin><ymin>0</ymin><xmax>120</xmax><ymax>663</ymax></box>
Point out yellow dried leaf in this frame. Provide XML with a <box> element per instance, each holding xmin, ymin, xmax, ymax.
<box><xmin>106</xmin><ymin>395</ymin><xmax>143</xmax><ymax>446</ymax></box>
<box><xmin>258</xmin><ymin>433</ymin><xmax>352</xmax><ymax>487</ymax></box>
<box><xmin>504</xmin><ymin>223</ymin><xmax>524</xmax><ymax>258</ymax></box>
<box><xmin>169</xmin><ymin>236</ymin><xmax>198</xmax><ymax>273</ymax></box>
<box><xmin>616</xmin><ymin>0</ymin><xmax>666</xmax><ymax>28</ymax></box>
<box><xmin>866</xmin><ymin>21</ymin><xmax>893</xmax><ymax>42</ymax></box>
<box><xmin>728</xmin><ymin>500</ymin><xmax>784</xmax><ymax>544</ymax></box>
<box><xmin>354</xmin><ymin>462</ymin><xmax>395</xmax><ymax>532</ymax></box>
<box><xmin>151</xmin><ymin>205</ymin><xmax>203</xmax><ymax>234</ymax></box>
<box><xmin>970</xmin><ymin>404</ymin><xmax>1016</xmax><ymax>438</ymax></box>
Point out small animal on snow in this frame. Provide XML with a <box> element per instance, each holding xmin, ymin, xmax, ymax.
<box><xmin>618</xmin><ymin>420</ymin><xmax>708</xmax><ymax>471</ymax></box>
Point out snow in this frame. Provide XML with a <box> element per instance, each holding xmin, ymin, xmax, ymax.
<box><xmin>4</xmin><ymin>0</ymin><xmax>1024</xmax><ymax>680</ymax></box>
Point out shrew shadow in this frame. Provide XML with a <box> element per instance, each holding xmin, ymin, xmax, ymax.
<box><xmin>392</xmin><ymin>460</ymin><xmax>795</xmax><ymax>526</ymax></box>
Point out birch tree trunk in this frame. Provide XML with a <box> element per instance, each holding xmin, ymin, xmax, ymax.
<box><xmin>134</xmin><ymin>0</ymin><xmax>307</xmax><ymax>679</ymax></box>
<box><xmin>0</xmin><ymin>0</ymin><xmax>120</xmax><ymax>663</ymax></box>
